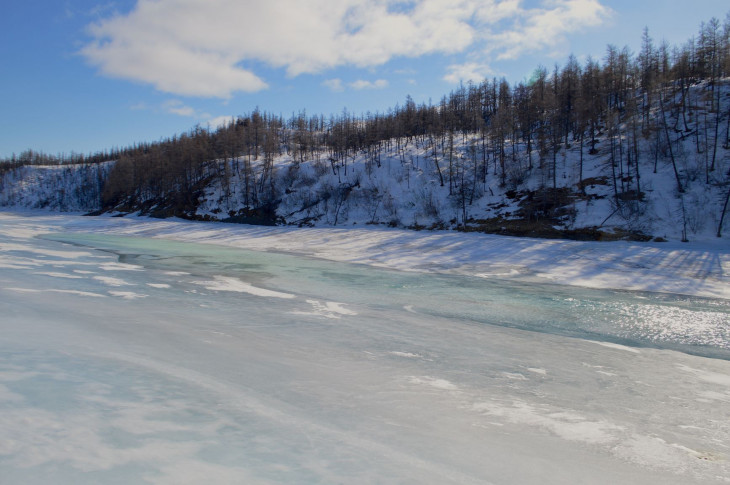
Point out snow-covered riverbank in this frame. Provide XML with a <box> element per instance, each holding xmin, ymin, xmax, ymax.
<box><xmin>3</xmin><ymin>211</ymin><xmax>728</xmax><ymax>300</ymax></box>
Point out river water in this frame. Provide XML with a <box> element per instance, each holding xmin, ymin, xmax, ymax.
<box><xmin>49</xmin><ymin>232</ymin><xmax>730</xmax><ymax>360</ymax></box>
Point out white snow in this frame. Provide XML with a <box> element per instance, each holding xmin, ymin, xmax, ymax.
<box><xmin>108</xmin><ymin>290</ymin><xmax>148</xmax><ymax>300</ymax></box>
<box><xmin>193</xmin><ymin>275</ymin><xmax>296</xmax><ymax>299</ymax></box>
<box><xmin>99</xmin><ymin>262</ymin><xmax>144</xmax><ymax>271</ymax></box>
<box><xmin>588</xmin><ymin>341</ymin><xmax>642</xmax><ymax>353</ymax></box>
<box><xmin>472</xmin><ymin>400</ymin><xmax>625</xmax><ymax>445</ymax></box>
<box><xmin>147</xmin><ymin>283</ymin><xmax>171</xmax><ymax>288</ymax></box>
<box><xmin>390</xmin><ymin>351</ymin><xmax>422</xmax><ymax>359</ymax></box>
<box><xmin>290</xmin><ymin>299</ymin><xmax>358</xmax><ymax>319</ymax></box>
<box><xmin>676</xmin><ymin>364</ymin><xmax>730</xmax><ymax>387</ymax></box>
<box><xmin>93</xmin><ymin>275</ymin><xmax>134</xmax><ymax>287</ymax></box>
<box><xmin>409</xmin><ymin>376</ymin><xmax>460</xmax><ymax>391</ymax></box>
<box><xmin>32</xmin><ymin>271</ymin><xmax>84</xmax><ymax>279</ymax></box>
<box><xmin>4</xmin><ymin>287</ymin><xmax>108</xmax><ymax>298</ymax></box>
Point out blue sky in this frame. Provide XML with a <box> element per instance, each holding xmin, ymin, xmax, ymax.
<box><xmin>1</xmin><ymin>0</ymin><xmax>728</xmax><ymax>159</ymax></box>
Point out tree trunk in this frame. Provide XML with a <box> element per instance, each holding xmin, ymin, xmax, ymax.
<box><xmin>633</xmin><ymin>122</ymin><xmax>641</xmax><ymax>198</ymax></box>
<box><xmin>431</xmin><ymin>136</ymin><xmax>444</xmax><ymax>187</ymax></box>
<box><xmin>725</xmin><ymin>96</ymin><xmax>730</xmax><ymax>148</ymax></box>
<box><xmin>448</xmin><ymin>132</ymin><xmax>454</xmax><ymax>195</ymax></box>
<box><xmin>710</xmin><ymin>86</ymin><xmax>720</xmax><ymax>173</ymax></box>
<box><xmin>579</xmin><ymin>132</ymin><xmax>585</xmax><ymax>194</ymax></box>
<box><xmin>718</xmin><ymin>185</ymin><xmax>730</xmax><ymax>238</ymax></box>
<box><xmin>659</xmin><ymin>90</ymin><xmax>684</xmax><ymax>193</ymax></box>
<box><xmin>610</xmin><ymin>125</ymin><xmax>619</xmax><ymax>201</ymax></box>
<box><xmin>617</xmin><ymin>112</ymin><xmax>625</xmax><ymax>193</ymax></box>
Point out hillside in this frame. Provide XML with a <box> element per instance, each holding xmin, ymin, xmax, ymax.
<box><xmin>2</xmin><ymin>80</ymin><xmax>729</xmax><ymax>243</ymax></box>
<box><xmin>2</xmin><ymin>18</ymin><xmax>730</xmax><ymax>243</ymax></box>
<box><xmin>192</xmin><ymin>81</ymin><xmax>729</xmax><ymax>243</ymax></box>
<box><xmin>0</xmin><ymin>162</ymin><xmax>111</xmax><ymax>212</ymax></box>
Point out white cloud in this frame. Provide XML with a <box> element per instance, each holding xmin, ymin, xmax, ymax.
<box><xmin>443</xmin><ymin>62</ymin><xmax>494</xmax><ymax>84</ymax></box>
<box><xmin>81</xmin><ymin>0</ymin><xmax>612</xmax><ymax>97</ymax></box>
<box><xmin>206</xmin><ymin>115</ymin><xmax>235</xmax><ymax>130</ymax></box>
<box><xmin>349</xmin><ymin>79</ymin><xmax>389</xmax><ymax>90</ymax></box>
<box><xmin>129</xmin><ymin>99</ymin><xmax>212</xmax><ymax>120</ymax></box>
<box><xmin>162</xmin><ymin>100</ymin><xmax>197</xmax><ymax>117</ymax></box>
<box><xmin>484</xmin><ymin>0</ymin><xmax>612</xmax><ymax>61</ymax></box>
<box><xmin>129</xmin><ymin>99</ymin><xmax>222</xmax><ymax>124</ymax></box>
<box><xmin>325</xmin><ymin>78</ymin><xmax>388</xmax><ymax>91</ymax></box>
<box><xmin>322</xmin><ymin>78</ymin><xmax>344</xmax><ymax>92</ymax></box>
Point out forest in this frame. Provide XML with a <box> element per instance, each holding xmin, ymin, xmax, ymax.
<box><xmin>2</xmin><ymin>16</ymin><xmax>730</xmax><ymax>241</ymax></box>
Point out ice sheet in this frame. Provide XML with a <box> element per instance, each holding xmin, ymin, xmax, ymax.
<box><xmin>0</xmin><ymin>212</ymin><xmax>729</xmax><ymax>484</ymax></box>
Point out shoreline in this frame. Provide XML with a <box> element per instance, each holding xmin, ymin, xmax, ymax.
<box><xmin>2</xmin><ymin>210</ymin><xmax>729</xmax><ymax>300</ymax></box>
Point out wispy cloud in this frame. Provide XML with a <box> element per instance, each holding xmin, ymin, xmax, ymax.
<box><xmin>132</xmin><ymin>99</ymin><xmax>212</xmax><ymax>120</ymax></box>
<box><xmin>485</xmin><ymin>0</ymin><xmax>611</xmax><ymax>61</ymax></box>
<box><xmin>129</xmin><ymin>102</ymin><xmax>149</xmax><ymax>111</ymax></box>
<box><xmin>206</xmin><ymin>115</ymin><xmax>235</xmax><ymax>130</ymax></box>
<box><xmin>349</xmin><ymin>79</ymin><xmax>388</xmax><ymax>90</ymax></box>
<box><xmin>81</xmin><ymin>0</ymin><xmax>612</xmax><ymax>97</ymax></box>
<box><xmin>162</xmin><ymin>100</ymin><xmax>197</xmax><ymax>117</ymax></box>
<box><xmin>87</xmin><ymin>2</ymin><xmax>119</xmax><ymax>19</ymax></box>
<box><xmin>443</xmin><ymin>63</ymin><xmax>494</xmax><ymax>84</ymax></box>
<box><xmin>322</xmin><ymin>78</ymin><xmax>344</xmax><ymax>92</ymax></box>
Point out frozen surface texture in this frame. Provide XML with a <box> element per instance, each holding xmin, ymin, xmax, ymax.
<box><xmin>0</xmin><ymin>212</ymin><xmax>729</xmax><ymax>484</ymax></box>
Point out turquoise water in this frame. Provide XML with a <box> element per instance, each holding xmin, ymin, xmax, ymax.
<box><xmin>45</xmin><ymin>233</ymin><xmax>730</xmax><ymax>360</ymax></box>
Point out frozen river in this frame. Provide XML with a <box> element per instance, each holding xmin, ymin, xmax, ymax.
<box><xmin>1</xmin><ymin>213</ymin><xmax>729</xmax><ymax>484</ymax></box>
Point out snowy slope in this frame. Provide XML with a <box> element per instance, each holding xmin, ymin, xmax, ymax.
<box><xmin>192</xmin><ymin>128</ymin><xmax>728</xmax><ymax>242</ymax></box>
<box><xmin>1</xmin><ymin>83</ymin><xmax>729</xmax><ymax>243</ymax></box>
<box><xmin>0</xmin><ymin>162</ymin><xmax>111</xmax><ymax>212</ymax></box>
